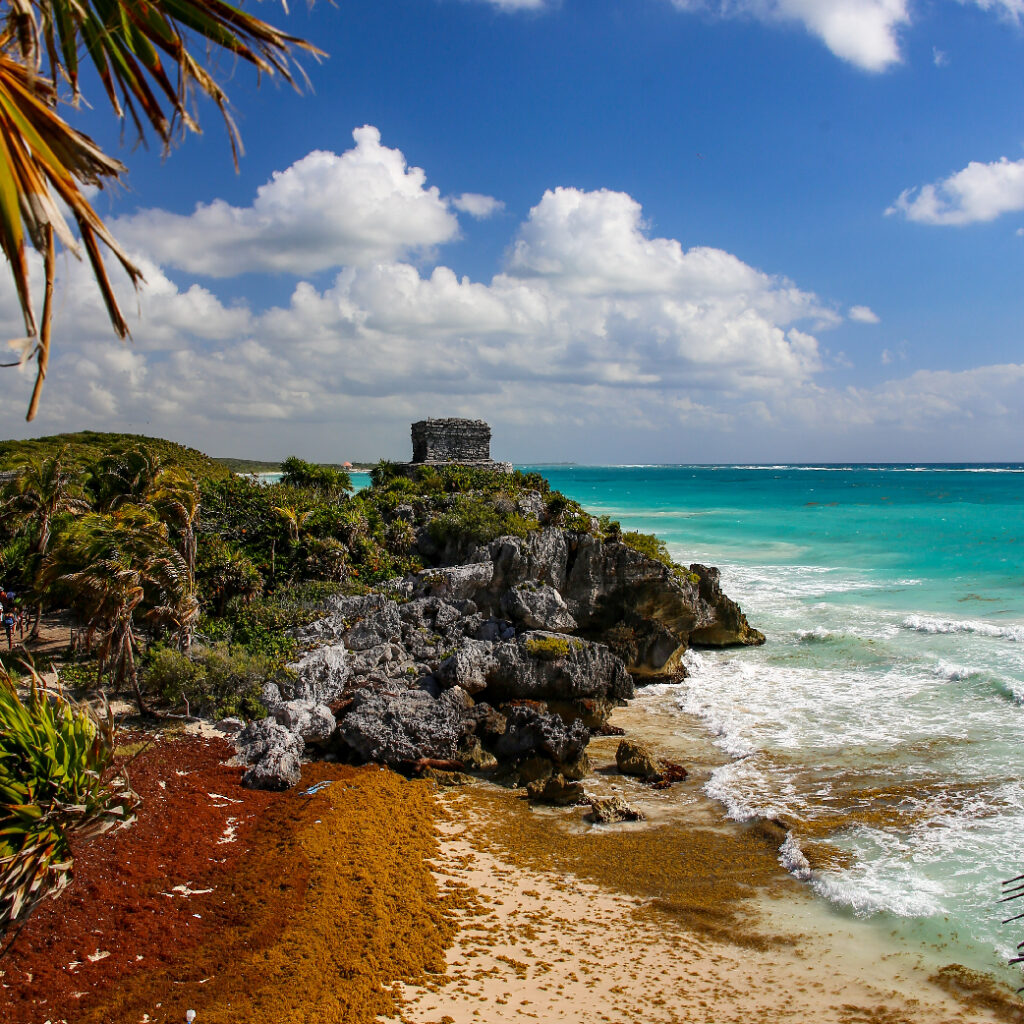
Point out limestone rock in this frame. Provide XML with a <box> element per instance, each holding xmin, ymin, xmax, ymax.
<box><xmin>494</xmin><ymin>704</ymin><xmax>590</xmax><ymax>764</ymax></box>
<box><xmin>272</xmin><ymin>699</ymin><xmax>336</xmax><ymax>745</ymax></box>
<box><xmin>687</xmin><ymin>564</ymin><xmax>765</xmax><ymax>646</ymax></box>
<box><xmin>436</xmin><ymin>638</ymin><xmax>498</xmax><ymax>695</ymax></box>
<box><xmin>413</xmin><ymin>562</ymin><xmax>494</xmax><ymax>602</ymax></box>
<box><xmin>236</xmin><ymin>719</ymin><xmax>304</xmax><ymax>791</ymax></box>
<box><xmin>489</xmin><ymin>632</ymin><xmax>634</xmax><ymax>703</ymax></box>
<box><xmin>588</xmin><ymin>796</ymin><xmax>645</xmax><ymax>824</ymax></box>
<box><xmin>501</xmin><ymin>582</ymin><xmax>577</xmax><ymax>632</ymax></box>
<box><xmin>336</xmin><ymin>687</ymin><xmax>465</xmax><ymax>765</ymax></box>
<box><xmin>616</xmin><ymin>738</ymin><xmax>659</xmax><ymax>778</ymax></box>
<box><xmin>526</xmin><ymin>773</ymin><xmax>584</xmax><ymax>806</ymax></box>
<box><xmin>286</xmin><ymin>643</ymin><xmax>351</xmax><ymax>704</ymax></box>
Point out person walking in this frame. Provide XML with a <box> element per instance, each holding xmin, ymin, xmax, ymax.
<box><xmin>3</xmin><ymin>609</ymin><xmax>15</xmax><ymax>650</ymax></box>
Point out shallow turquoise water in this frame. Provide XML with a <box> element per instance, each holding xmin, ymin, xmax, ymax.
<box><xmin>524</xmin><ymin>464</ymin><xmax>1024</xmax><ymax>978</ymax></box>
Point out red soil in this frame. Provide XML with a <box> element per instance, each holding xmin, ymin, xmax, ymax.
<box><xmin>0</xmin><ymin>732</ymin><xmax>276</xmax><ymax>1024</ymax></box>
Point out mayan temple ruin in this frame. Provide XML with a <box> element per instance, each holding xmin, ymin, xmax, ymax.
<box><xmin>405</xmin><ymin>418</ymin><xmax>512</xmax><ymax>473</ymax></box>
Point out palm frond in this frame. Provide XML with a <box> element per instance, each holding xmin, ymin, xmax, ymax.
<box><xmin>0</xmin><ymin>45</ymin><xmax>143</xmax><ymax>418</ymax></box>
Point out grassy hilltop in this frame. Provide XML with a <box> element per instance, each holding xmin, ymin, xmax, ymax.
<box><xmin>0</xmin><ymin>431</ymin><xmax>232</xmax><ymax>481</ymax></box>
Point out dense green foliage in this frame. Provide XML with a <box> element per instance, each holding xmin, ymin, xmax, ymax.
<box><xmin>0</xmin><ymin>668</ymin><xmax>137</xmax><ymax>938</ymax></box>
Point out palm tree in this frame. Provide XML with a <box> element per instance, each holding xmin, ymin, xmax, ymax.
<box><xmin>2</xmin><ymin>445</ymin><xmax>90</xmax><ymax>636</ymax></box>
<box><xmin>147</xmin><ymin>467</ymin><xmax>201</xmax><ymax>577</ymax></box>
<box><xmin>2</xmin><ymin>445</ymin><xmax>89</xmax><ymax>560</ymax></box>
<box><xmin>0</xmin><ymin>2</ymin><xmax>322</xmax><ymax>420</ymax></box>
<box><xmin>94</xmin><ymin>447</ymin><xmax>165</xmax><ymax>510</ymax></box>
<box><xmin>273</xmin><ymin>504</ymin><xmax>312</xmax><ymax>543</ymax></box>
<box><xmin>45</xmin><ymin>504</ymin><xmax>193</xmax><ymax>714</ymax></box>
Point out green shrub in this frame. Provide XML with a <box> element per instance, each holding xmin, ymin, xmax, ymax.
<box><xmin>428</xmin><ymin>495</ymin><xmax>538</xmax><ymax>546</ymax></box>
<box><xmin>620</xmin><ymin>529</ymin><xmax>671</xmax><ymax>565</ymax></box>
<box><xmin>0</xmin><ymin>668</ymin><xmax>137</xmax><ymax>938</ymax></box>
<box><xmin>197</xmin><ymin>538</ymin><xmax>263</xmax><ymax>613</ymax></box>
<box><xmin>303</xmin><ymin>536</ymin><xmax>350</xmax><ymax>580</ymax></box>
<box><xmin>143</xmin><ymin>642</ymin><xmax>279</xmax><ymax>719</ymax></box>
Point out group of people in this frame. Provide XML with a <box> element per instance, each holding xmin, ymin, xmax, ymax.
<box><xmin>1</xmin><ymin>589</ymin><xmax>23</xmax><ymax>651</ymax></box>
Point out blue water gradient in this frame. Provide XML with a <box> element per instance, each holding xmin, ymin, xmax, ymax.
<box><xmin>524</xmin><ymin>464</ymin><xmax>1024</xmax><ymax>977</ymax></box>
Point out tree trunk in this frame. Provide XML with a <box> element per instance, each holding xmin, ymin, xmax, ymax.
<box><xmin>123</xmin><ymin>626</ymin><xmax>148</xmax><ymax>717</ymax></box>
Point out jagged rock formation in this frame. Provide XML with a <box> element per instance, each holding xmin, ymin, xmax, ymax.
<box><xmin>238</xmin><ymin>506</ymin><xmax>763</xmax><ymax>790</ymax></box>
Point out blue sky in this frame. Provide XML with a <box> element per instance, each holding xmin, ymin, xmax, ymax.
<box><xmin>1</xmin><ymin>0</ymin><xmax>1022</xmax><ymax>462</ymax></box>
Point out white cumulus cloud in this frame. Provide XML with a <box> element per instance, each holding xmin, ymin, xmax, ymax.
<box><xmin>6</xmin><ymin>130</ymin><xmax>1016</xmax><ymax>460</ymax></box>
<box><xmin>452</xmin><ymin>193</ymin><xmax>506</xmax><ymax>218</ymax></box>
<box><xmin>849</xmin><ymin>304</ymin><xmax>880</xmax><ymax>323</ymax></box>
<box><xmin>887</xmin><ymin>156</ymin><xmax>1024</xmax><ymax>226</ymax></box>
<box><xmin>670</xmin><ymin>0</ymin><xmax>909</xmax><ymax>72</ymax></box>
<box><xmin>114</xmin><ymin>126</ymin><xmax>459</xmax><ymax>276</ymax></box>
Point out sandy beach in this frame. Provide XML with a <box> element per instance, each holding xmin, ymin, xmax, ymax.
<box><xmin>2</xmin><ymin>703</ymin><xmax>1021</xmax><ymax>1023</ymax></box>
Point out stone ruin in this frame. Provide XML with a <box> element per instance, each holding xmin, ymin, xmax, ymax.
<box><xmin>412</xmin><ymin>418</ymin><xmax>490</xmax><ymax>464</ymax></box>
<box><xmin>403</xmin><ymin>418</ymin><xmax>512</xmax><ymax>473</ymax></box>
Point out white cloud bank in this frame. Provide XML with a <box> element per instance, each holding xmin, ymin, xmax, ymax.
<box><xmin>115</xmin><ymin>126</ymin><xmax>459</xmax><ymax>275</ymax></box>
<box><xmin>0</xmin><ymin>127</ymin><xmax>1017</xmax><ymax>461</ymax></box>
<box><xmin>887</xmin><ymin>156</ymin><xmax>1024</xmax><ymax>226</ymax></box>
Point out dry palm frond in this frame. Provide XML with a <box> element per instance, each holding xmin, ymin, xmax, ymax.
<box><xmin>0</xmin><ymin>1</ymin><xmax>324</xmax><ymax>420</ymax></box>
<box><xmin>0</xmin><ymin>44</ymin><xmax>143</xmax><ymax>418</ymax></box>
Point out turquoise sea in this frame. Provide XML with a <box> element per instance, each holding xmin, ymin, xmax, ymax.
<box><xmin>524</xmin><ymin>464</ymin><xmax>1024</xmax><ymax>981</ymax></box>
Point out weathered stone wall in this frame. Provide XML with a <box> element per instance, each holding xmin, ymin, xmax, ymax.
<box><xmin>412</xmin><ymin>418</ymin><xmax>491</xmax><ymax>463</ymax></box>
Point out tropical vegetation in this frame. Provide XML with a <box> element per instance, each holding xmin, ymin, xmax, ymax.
<box><xmin>0</xmin><ymin>665</ymin><xmax>137</xmax><ymax>942</ymax></box>
<box><xmin>0</xmin><ymin>432</ymin><xmax>687</xmax><ymax>722</ymax></box>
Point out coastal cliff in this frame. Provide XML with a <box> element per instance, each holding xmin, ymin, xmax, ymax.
<box><xmin>236</xmin><ymin>488</ymin><xmax>763</xmax><ymax>791</ymax></box>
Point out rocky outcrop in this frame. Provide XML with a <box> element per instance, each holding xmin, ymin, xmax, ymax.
<box><xmin>686</xmin><ymin>564</ymin><xmax>765</xmax><ymax>647</ymax></box>
<box><xmin>616</xmin><ymin>738</ymin><xmax>660</xmax><ymax>779</ymax></box>
<box><xmin>238</xmin><ymin>515</ymin><xmax>761</xmax><ymax>790</ymax></box>
<box><xmin>336</xmin><ymin>686</ymin><xmax>468</xmax><ymax>766</ymax></box>
<box><xmin>588</xmin><ymin>796</ymin><xmax>645</xmax><ymax>823</ymax></box>
<box><xmin>501</xmin><ymin>582</ymin><xmax>577</xmax><ymax>632</ymax></box>
<box><xmin>236</xmin><ymin>719</ymin><xmax>304</xmax><ymax>790</ymax></box>
<box><xmin>418</xmin><ymin>527</ymin><xmax>763</xmax><ymax>679</ymax></box>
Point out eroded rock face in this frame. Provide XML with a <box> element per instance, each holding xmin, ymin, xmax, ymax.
<box><xmin>437</xmin><ymin>631</ymin><xmax>632</xmax><ymax>705</ymax></box>
<box><xmin>336</xmin><ymin>687</ymin><xmax>466</xmax><ymax>766</ymax></box>
<box><xmin>687</xmin><ymin>564</ymin><xmax>765</xmax><ymax>647</ymax></box>
<box><xmin>493</xmin><ymin>704</ymin><xmax>590</xmax><ymax>764</ymax></box>
<box><xmin>272</xmin><ymin>700</ymin><xmax>336</xmax><ymax>746</ymax></box>
<box><xmin>424</xmin><ymin>528</ymin><xmax>763</xmax><ymax>677</ymax></box>
<box><xmin>239</xmin><ymin>518</ymin><xmax>760</xmax><ymax>789</ymax></box>
<box><xmin>501</xmin><ymin>582</ymin><xmax>577</xmax><ymax>632</ymax></box>
<box><xmin>284</xmin><ymin>644</ymin><xmax>351</xmax><ymax>704</ymax></box>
